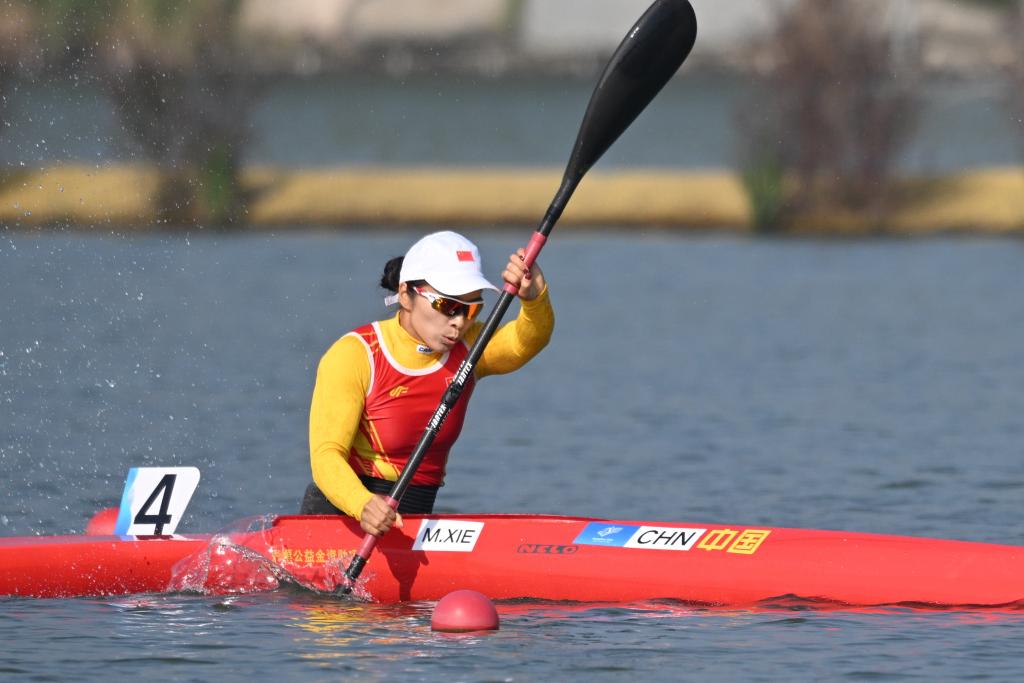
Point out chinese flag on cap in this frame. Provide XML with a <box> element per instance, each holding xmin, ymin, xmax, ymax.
<box><xmin>456</xmin><ymin>250</ymin><xmax>474</xmax><ymax>262</ymax></box>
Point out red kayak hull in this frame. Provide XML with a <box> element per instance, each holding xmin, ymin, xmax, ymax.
<box><xmin>2</xmin><ymin>514</ymin><xmax>1022</xmax><ymax>606</ymax></box>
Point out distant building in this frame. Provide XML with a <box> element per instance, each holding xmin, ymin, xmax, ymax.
<box><xmin>235</xmin><ymin>0</ymin><xmax>1016</xmax><ymax>76</ymax></box>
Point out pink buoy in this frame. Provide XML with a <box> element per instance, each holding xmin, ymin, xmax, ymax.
<box><xmin>430</xmin><ymin>589</ymin><xmax>500</xmax><ymax>632</ymax></box>
<box><xmin>85</xmin><ymin>507</ymin><xmax>120</xmax><ymax>536</ymax></box>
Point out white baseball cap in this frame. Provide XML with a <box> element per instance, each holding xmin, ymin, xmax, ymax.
<box><xmin>398</xmin><ymin>231</ymin><xmax>498</xmax><ymax>296</ymax></box>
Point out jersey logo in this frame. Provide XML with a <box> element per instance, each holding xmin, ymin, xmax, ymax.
<box><xmin>388</xmin><ymin>385</ymin><xmax>410</xmax><ymax>398</ymax></box>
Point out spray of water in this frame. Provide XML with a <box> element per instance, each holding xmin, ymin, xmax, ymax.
<box><xmin>167</xmin><ymin>514</ymin><xmax>374</xmax><ymax>600</ymax></box>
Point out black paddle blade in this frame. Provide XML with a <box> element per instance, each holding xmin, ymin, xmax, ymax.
<box><xmin>564</xmin><ymin>0</ymin><xmax>697</xmax><ymax>189</ymax></box>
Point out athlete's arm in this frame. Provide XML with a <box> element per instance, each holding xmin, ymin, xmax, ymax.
<box><xmin>474</xmin><ymin>251</ymin><xmax>554</xmax><ymax>377</ymax></box>
<box><xmin>308</xmin><ymin>336</ymin><xmax>376</xmax><ymax>520</ymax></box>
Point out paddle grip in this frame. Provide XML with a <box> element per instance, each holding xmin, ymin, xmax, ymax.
<box><xmin>503</xmin><ymin>232</ymin><xmax>548</xmax><ymax>295</ymax></box>
<box><xmin>340</xmin><ymin>496</ymin><xmax>401</xmax><ymax>593</ymax></box>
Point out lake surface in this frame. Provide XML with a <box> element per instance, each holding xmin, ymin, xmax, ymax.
<box><xmin>2</xmin><ymin>74</ymin><xmax>1020</xmax><ymax>172</ymax></box>
<box><xmin>2</xmin><ymin>231</ymin><xmax>1024</xmax><ymax>680</ymax></box>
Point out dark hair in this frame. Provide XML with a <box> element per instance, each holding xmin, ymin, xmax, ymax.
<box><xmin>380</xmin><ymin>256</ymin><xmax>403</xmax><ymax>292</ymax></box>
<box><xmin>380</xmin><ymin>256</ymin><xmax>427</xmax><ymax>294</ymax></box>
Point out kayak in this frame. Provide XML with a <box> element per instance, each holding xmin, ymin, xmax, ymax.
<box><xmin>2</xmin><ymin>513</ymin><xmax>1023</xmax><ymax>606</ymax></box>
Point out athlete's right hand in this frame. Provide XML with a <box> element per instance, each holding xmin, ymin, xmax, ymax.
<box><xmin>360</xmin><ymin>494</ymin><xmax>403</xmax><ymax>536</ymax></box>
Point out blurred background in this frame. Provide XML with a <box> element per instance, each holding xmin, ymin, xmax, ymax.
<box><xmin>2</xmin><ymin>0</ymin><xmax>1024</xmax><ymax>234</ymax></box>
<box><xmin>3</xmin><ymin>6</ymin><xmax>1024</xmax><ymax>678</ymax></box>
<box><xmin>2</xmin><ymin>1</ymin><xmax>1024</xmax><ymax>538</ymax></box>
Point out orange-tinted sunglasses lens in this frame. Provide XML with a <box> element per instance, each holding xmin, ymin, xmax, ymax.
<box><xmin>414</xmin><ymin>287</ymin><xmax>484</xmax><ymax>320</ymax></box>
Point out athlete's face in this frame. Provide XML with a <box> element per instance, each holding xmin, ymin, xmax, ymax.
<box><xmin>399</xmin><ymin>283</ymin><xmax>483</xmax><ymax>353</ymax></box>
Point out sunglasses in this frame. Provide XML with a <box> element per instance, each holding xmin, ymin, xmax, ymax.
<box><xmin>413</xmin><ymin>286</ymin><xmax>484</xmax><ymax>320</ymax></box>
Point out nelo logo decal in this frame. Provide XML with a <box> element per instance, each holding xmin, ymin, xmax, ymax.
<box><xmin>413</xmin><ymin>519</ymin><xmax>483</xmax><ymax>552</ymax></box>
<box><xmin>517</xmin><ymin>544</ymin><xmax>579</xmax><ymax>555</ymax></box>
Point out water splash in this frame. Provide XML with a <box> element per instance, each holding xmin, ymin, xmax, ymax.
<box><xmin>167</xmin><ymin>515</ymin><xmax>373</xmax><ymax>600</ymax></box>
<box><xmin>168</xmin><ymin>531</ymin><xmax>285</xmax><ymax>596</ymax></box>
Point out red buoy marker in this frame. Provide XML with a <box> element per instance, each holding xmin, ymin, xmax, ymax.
<box><xmin>431</xmin><ymin>590</ymin><xmax>500</xmax><ymax>632</ymax></box>
<box><xmin>85</xmin><ymin>507</ymin><xmax>119</xmax><ymax>536</ymax></box>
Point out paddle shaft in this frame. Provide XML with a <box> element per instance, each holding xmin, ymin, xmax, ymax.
<box><xmin>341</xmin><ymin>0</ymin><xmax>697</xmax><ymax>592</ymax></box>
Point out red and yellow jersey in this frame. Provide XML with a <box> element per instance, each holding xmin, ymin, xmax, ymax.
<box><xmin>344</xmin><ymin>321</ymin><xmax>474</xmax><ymax>487</ymax></box>
<box><xmin>309</xmin><ymin>287</ymin><xmax>553</xmax><ymax>520</ymax></box>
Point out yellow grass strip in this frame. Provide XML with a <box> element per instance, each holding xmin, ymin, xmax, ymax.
<box><xmin>0</xmin><ymin>165</ymin><xmax>159</xmax><ymax>226</ymax></box>
<box><xmin>246</xmin><ymin>167</ymin><xmax>750</xmax><ymax>228</ymax></box>
<box><xmin>3</xmin><ymin>163</ymin><xmax>1023</xmax><ymax>233</ymax></box>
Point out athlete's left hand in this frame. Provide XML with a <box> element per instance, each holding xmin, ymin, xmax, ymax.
<box><xmin>502</xmin><ymin>248</ymin><xmax>546</xmax><ymax>301</ymax></box>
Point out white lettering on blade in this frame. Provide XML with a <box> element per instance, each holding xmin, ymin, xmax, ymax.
<box><xmin>412</xmin><ymin>519</ymin><xmax>484</xmax><ymax>552</ymax></box>
<box><xmin>624</xmin><ymin>526</ymin><xmax>706</xmax><ymax>551</ymax></box>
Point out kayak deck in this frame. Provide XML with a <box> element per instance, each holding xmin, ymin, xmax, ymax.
<box><xmin>2</xmin><ymin>514</ymin><xmax>1022</xmax><ymax>606</ymax></box>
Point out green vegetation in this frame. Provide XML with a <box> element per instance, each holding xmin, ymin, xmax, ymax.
<box><xmin>739</xmin><ymin>152</ymin><xmax>786</xmax><ymax>234</ymax></box>
<box><xmin>737</xmin><ymin>0</ymin><xmax>920</xmax><ymax>233</ymax></box>
<box><xmin>5</xmin><ymin>0</ymin><xmax>252</xmax><ymax>228</ymax></box>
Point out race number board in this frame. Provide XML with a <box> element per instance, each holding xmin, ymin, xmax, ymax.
<box><xmin>114</xmin><ymin>467</ymin><xmax>201</xmax><ymax>536</ymax></box>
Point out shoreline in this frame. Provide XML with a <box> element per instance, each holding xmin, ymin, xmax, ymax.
<box><xmin>2</xmin><ymin>164</ymin><xmax>1023</xmax><ymax>235</ymax></box>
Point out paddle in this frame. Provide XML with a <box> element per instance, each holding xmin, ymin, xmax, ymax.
<box><xmin>340</xmin><ymin>0</ymin><xmax>698</xmax><ymax>593</ymax></box>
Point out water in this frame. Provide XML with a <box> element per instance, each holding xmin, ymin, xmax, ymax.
<box><xmin>3</xmin><ymin>596</ymin><xmax>1021</xmax><ymax>682</ymax></box>
<box><xmin>2</xmin><ymin>232</ymin><xmax>1024</xmax><ymax>680</ymax></box>
<box><xmin>3</xmin><ymin>74</ymin><xmax>1020</xmax><ymax>172</ymax></box>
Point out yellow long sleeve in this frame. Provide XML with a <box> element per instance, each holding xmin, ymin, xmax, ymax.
<box><xmin>308</xmin><ymin>335</ymin><xmax>375</xmax><ymax>519</ymax></box>
<box><xmin>474</xmin><ymin>286</ymin><xmax>554</xmax><ymax>378</ymax></box>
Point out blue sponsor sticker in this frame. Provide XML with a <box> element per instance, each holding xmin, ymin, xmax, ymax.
<box><xmin>573</xmin><ymin>522</ymin><xmax>641</xmax><ymax>547</ymax></box>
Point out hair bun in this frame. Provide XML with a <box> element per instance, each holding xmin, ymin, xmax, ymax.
<box><xmin>380</xmin><ymin>256</ymin><xmax>404</xmax><ymax>292</ymax></box>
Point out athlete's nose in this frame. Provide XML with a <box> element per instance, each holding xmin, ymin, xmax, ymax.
<box><xmin>448</xmin><ymin>315</ymin><xmax>468</xmax><ymax>333</ymax></box>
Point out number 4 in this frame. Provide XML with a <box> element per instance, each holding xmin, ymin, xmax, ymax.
<box><xmin>133</xmin><ymin>473</ymin><xmax>176</xmax><ymax>535</ymax></box>
<box><xmin>115</xmin><ymin>467</ymin><xmax>200</xmax><ymax>536</ymax></box>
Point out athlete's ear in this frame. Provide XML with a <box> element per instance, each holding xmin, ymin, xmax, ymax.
<box><xmin>397</xmin><ymin>282</ymin><xmax>414</xmax><ymax>311</ymax></box>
